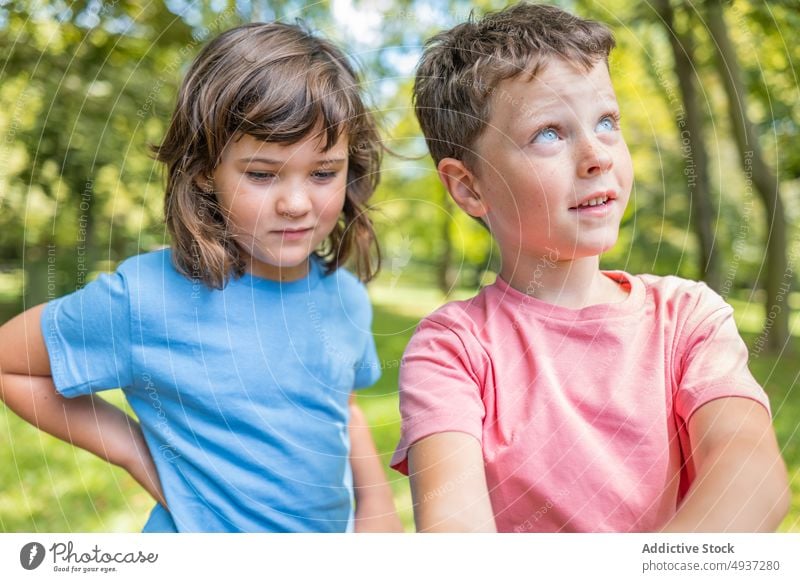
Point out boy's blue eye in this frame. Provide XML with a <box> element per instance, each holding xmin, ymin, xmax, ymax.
<box><xmin>533</xmin><ymin>128</ymin><xmax>559</xmax><ymax>144</ymax></box>
<box><xmin>596</xmin><ymin>115</ymin><xmax>618</xmax><ymax>133</ymax></box>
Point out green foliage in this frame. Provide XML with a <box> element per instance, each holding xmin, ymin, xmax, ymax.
<box><xmin>2</xmin><ymin>0</ymin><xmax>796</xmax><ymax>299</ymax></box>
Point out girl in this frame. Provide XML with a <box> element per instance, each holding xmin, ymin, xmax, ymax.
<box><xmin>0</xmin><ymin>22</ymin><xmax>402</xmax><ymax>533</ymax></box>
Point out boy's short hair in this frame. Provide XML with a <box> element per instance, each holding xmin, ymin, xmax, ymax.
<box><xmin>154</xmin><ymin>22</ymin><xmax>381</xmax><ymax>289</ymax></box>
<box><xmin>414</xmin><ymin>2</ymin><xmax>615</xmax><ymax>168</ymax></box>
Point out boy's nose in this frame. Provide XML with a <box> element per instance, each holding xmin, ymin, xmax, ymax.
<box><xmin>576</xmin><ymin>135</ymin><xmax>613</xmax><ymax>177</ymax></box>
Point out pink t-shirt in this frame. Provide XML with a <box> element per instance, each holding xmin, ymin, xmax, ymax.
<box><xmin>391</xmin><ymin>271</ymin><xmax>770</xmax><ymax>532</ymax></box>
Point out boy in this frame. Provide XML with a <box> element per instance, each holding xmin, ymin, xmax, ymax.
<box><xmin>390</xmin><ymin>2</ymin><xmax>789</xmax><ymax>532</ymax></box>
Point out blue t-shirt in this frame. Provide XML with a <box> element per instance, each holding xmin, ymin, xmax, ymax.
<box><xmin>41</xmin><ymin>249</ymin><xmax>381</xmax><ymax>532</ymax></box>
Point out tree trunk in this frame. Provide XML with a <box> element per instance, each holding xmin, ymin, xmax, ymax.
<box><xmin>653</xmin><ymin>0</ymin><xmax>721</xmax><ymax>291</ymax></box>
<box><xmin>72</xmin><ymin>176</ymin><xmax>97</xmax><ymax>292</ymax></box>
<box><xmin>705</xmin><ymin>0</ymin><xmax>790</xmax><ymax>353</ymax></box>
<box><xmin>23</xmin><ymin>255</ymin><xmax>52</xmax><ymax>308</ymax></box>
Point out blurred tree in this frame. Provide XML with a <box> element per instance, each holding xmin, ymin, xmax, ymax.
<box><xmin>705</xmin><ymin>0</ymin><xmax>790</xmax><ymax>352</ymax></box>
<box><xmin>1</xmin><ymin>1</ymin><xmax>200</xmax><ymax>307</ymax></box>
<box><xmin>653</xmin><ymin>0</ymin><xmax>721</xmax><ymax>291</ymax></box>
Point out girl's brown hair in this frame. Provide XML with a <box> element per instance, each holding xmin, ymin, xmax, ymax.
<box><xmin>154</xmin><ymin>22</ymin><xmax>381</xmax><ymax>288</ymax></box>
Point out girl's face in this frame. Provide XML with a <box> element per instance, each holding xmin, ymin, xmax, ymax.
<box><xmin>211</xmin><ymin>131</ymin><xmax>349</xmax><ymax>281</ymax></box>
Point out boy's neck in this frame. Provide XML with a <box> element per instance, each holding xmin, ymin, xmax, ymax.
<box><xmin>498</xmin><ymin>253</ymin><xmax>628</xmax><ymax>309</ymax></box>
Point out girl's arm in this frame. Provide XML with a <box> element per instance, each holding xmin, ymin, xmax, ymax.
<box><xmin>408</xmin><ymin>431</ymin><xmax>496</xmax><ymax>532</ymax></box>
<box><xmin>660</xmin><ymin>396</ymin><xmax>789</xmax><ymax>532</ymax></box>
<box><xmin>348</xmin><ymin>394</ymin><xmax>403</xmax><ymax>532</ymax></box>
<box><xmin>0</xmin><ymin>304</ymin><xmax>166</xmax><ymax>507</ymax></box>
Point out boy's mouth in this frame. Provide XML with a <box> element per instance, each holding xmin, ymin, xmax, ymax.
<box><xmin>569</xmin><ymin>191</ymin><xmax>617</xmax><ymax>210</ymax></box>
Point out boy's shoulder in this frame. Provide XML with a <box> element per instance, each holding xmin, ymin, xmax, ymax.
<box><xmin>417</xmin><ymin>272</ymin><xmax>733</xmax><ymax>337</ymax></box>
<box><xmin>636</xmin><ymin>272</ymin><xmax>730</xmax><ymax>312</ymax></box>
<box><xmin>411</xmin><ymin>285</ymin><xmax>496</xmax><ymax>340</ymax></box>
<box><xmin>634</xmin><ymin>272</ymin><xmax>738</xmax><ymax>338</ymax></box>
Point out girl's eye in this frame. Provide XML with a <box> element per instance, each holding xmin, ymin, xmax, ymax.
<box><xmin>596</xmin><ymin>114</ymin><xmax>620</xmax><ymax>133</ymax></box>
<box><xmin>246</xmin><ymin>171</ymin><xmax>275</xmax><ymax>182</ymax></box>
<box><xmin>533</xmin><ymin>127</ymin><xmax>560</xmax><ymax>144</ymax></box>
<box><xmin>312</xmin><ymin>171</ymin><xmax>337</xmax><ymax>180</ymax></box>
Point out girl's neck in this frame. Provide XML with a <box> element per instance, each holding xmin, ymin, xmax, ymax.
<box><xmin>246</xmin><ymin>257</ymin><xmax>310</xmax><ymax>282</ymax></box>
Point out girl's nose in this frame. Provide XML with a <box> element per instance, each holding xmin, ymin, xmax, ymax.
<box><xmin>276</xmin><ymin>187</ymin><xmax>312</xmax><ymax>218</ymax></box>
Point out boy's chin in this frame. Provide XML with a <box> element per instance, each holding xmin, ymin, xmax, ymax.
<box><xmin>544</xmin><ymin>239</ymin><xmax>619</xmax><ymax>262</ymax></box>
<box><xmin>578</xmin><ymin>242</ymin><xmax>618</xmax><ymax>258</ymax></box>
<box><xmin>588</xmin><ymin>229</ymin><xmax>621</xmax><ymax>250</ymax></box>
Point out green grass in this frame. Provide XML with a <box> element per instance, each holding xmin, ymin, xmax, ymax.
<box><xmin>727</xmin><ymin>296</ymin><xmax>800</xmax><ymax>531</ymax></box>
<box><xmin>0</xmin><ymin>389</ymin><xmax>153</xmax><ymax>532</ymax></box>
<box><xmin>1</xmin><ymin>278</ymin><xmax>798</xmax><ymax>531</ymax></box>
<box><xmin>743</xmin><ymin>341</ymin><xmax>800</xmax><ymax>532</ymax></box>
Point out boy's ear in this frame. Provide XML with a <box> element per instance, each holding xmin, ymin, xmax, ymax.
<box><xmin>437</xmin><ymin>158</ymin><xmax>488</xmax><ymax>219</ymax></box>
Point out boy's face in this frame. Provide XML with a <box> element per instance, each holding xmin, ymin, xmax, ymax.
<box><xmin>211</xmin><ymin>131</ymin><xmax>348</xmax><ymax>281</ymax></box>
<box><xmin>468</xmin><ymin>58</ymin><xmax>633</xmax><ymax>264</ymax></box>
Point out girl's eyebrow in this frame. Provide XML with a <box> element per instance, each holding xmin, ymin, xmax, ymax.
<box><xmin>237</xmin><ymin>156</ymin><xmax>347</xmax><ymax>164</ymax></box>
<box><xmin>238</xmin><ymin>156</ymin><xmax>282</xmax><ymax>164</ymax></box>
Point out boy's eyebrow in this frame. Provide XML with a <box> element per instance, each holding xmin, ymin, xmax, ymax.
<box><xmin>513</xmin><ymin>93</ymin><xmax>620</xmax><ymax>125</ymax></box>
<box><xmin>237</xmin><ymin>156</ymin><xmax>347</xmax><ymax>164</ymax></box>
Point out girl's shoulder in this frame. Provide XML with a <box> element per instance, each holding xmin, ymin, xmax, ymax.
<box><xmin>116</xmin><ymin>247</ymin><xmax>174</xmax><ymax>275</ymax></box>
<box><xmin>113</xmin><ymin>247</ymin><xmax>190</xmax><ymax>293</ymax></box>
<box><xmin>319</xmin><ymin>263</ymin><xmax>373</xmax><ymax>315</ymax></box>
<box><xmin>323</xmin><ymin>263</ymin><xmax>365</xmax><ymax>291</ymax></box>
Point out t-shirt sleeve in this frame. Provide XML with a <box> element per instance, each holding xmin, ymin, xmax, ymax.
<box><xmin>390</xmin><ymin>317</ymin><xmax>485</xmax><ymax>475</ymax></box>
<box><xmin>40</xmin><ymin>270</ymin><xmax>133</xmax><ymax>398</ymax></box>
<box><xmin>674</xmin><ymin>286</ymin><xmax>770</xmax><ymax>423</ymax></box>
<box><xmin>352</xmin><ymin>297</ymin><xmax>381</xmax><ymax>390</ymax></box>
<box><xmin>353</xmin><ymin>334</ymin><xmax>381</xmax><ymax>390</ymax></box>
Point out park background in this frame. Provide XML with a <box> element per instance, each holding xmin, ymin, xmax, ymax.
<box><xmin>0</xmin><ymin>0</ymin><xmax>798</xmax><ymax>532</ymax></box>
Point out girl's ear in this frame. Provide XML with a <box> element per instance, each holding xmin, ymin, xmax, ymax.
<box><xmin>437</xmin><ymin>158</ymin><xmax>488</xmax><ymax>219</ymax></box>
